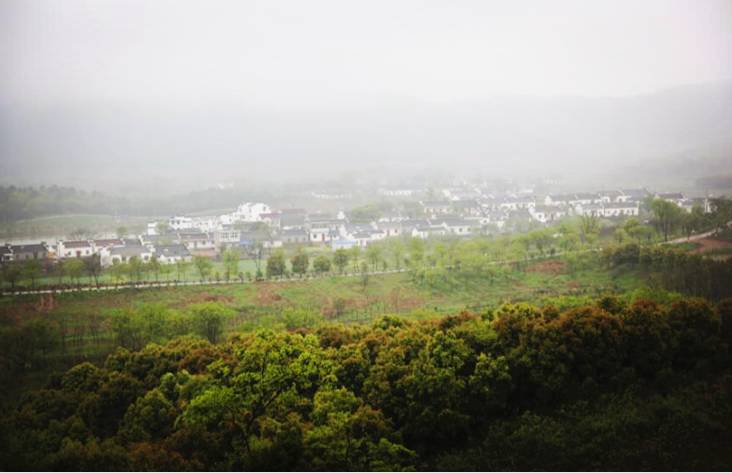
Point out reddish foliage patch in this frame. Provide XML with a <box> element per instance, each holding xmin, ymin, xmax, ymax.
<box><xmin>185</xmin><ymin>291</ymin><xmax>235</xmax><ymax>305</ymax></box>
<box><xmin>0</xmin><ymin>299</ymin><xmax>40</xmax><ymax>324</ymax></box>
<box><xmin>526</xmin><ymin>260</ymin><xmax>566</xmax><ymax>275</ymax></box>
<box><xmin>691</xmin><ymin>238</ymin><xmax>732</xmax><ymax>254</ymax></box>
<box><xmin>567</xmin><ymin>281</ymin><xmax>582</xmax><ymax>290</ymax></box>
<box><xmin>255</xmin><ymin>283</ymin><xmax>284</xmax><ymax>306</ymax></box>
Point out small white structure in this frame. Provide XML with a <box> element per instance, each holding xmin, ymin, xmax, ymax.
<box><xmin>214</xmin><ymin>228</ymin><xmax>241</xmax><ymax>248</ymax></box>
<box><xmin>433</xmin><ymin>217</ymin><xmax>474</xmax><ymax>236</ymax></box>
<box><xmin>231</xmin><ymin>202</ymin><xmax>272</xmax><ymax>222</ymax></box>
<box><xmin>153</xmin><ymin>244</ymin><xmax>192</xmax><ymax>265</ymax></box>
<box><xmin>309</xmin><ymin>225</ymin><xmax>334</xmax><ymax>243</ymax></box>
<box><xmin>101</xmin><ymin>246</ymin><xmax>154</xmax><ymax>267</ymax></box>
<box><xmin>178</xmin><ymin>233</ymin><xmax>216</xmax><ymax>251</ymax></box>
<box><xmin>602</xmin><ymin>202</ymin><xmax>640</xmax><ymax>217</ymax></box>
<box><xmin>169</xmin><ymin>216</ymin><xmax>195</xmax><ymax>231</ymax></box>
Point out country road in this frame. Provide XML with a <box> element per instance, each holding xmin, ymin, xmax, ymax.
<box><xmin>1</xmin><ymin>247</ymin><xmax>604</xmax><ymax>297</ymax></box>
<box><xmin>664</xmin><ymin>221</ymin><xmax>732</xmax><ymax>245</ymax></box>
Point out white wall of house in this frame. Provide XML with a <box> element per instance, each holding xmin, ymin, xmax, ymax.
<box><xmin>169</xmin><ymin>216</ymin><xmax>195</xmax><ymax>231</ymax></box>
<box><xmin>57</xmin><ymin>241</ymin><xmax>94</xmax><ymax>259</ymax></box>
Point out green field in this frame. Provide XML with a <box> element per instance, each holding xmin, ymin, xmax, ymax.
<box><xmin>0</xmin><ymin>258</ymin><xmax>647</xmax><ymax>393</ymax></box>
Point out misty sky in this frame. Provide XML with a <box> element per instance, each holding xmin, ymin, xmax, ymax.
<box><xmin>3</xmin><ymin>0</ymin><xmax>731</xmax><ymax>106</ymax></box>
<box><xmin>1</xmin><ymin>0</ymin><xmax>731</xmax><ymax>191</ymax></box>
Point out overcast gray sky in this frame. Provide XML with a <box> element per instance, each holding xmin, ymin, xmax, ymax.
<box><xmin>1</xmin><ymin>0</ymin><xmax>731</xmax><ymax>192</ymax></box>
<box><xmin>2</xmin><ymin>0</ymin><xmax>731</xmax><ymax>106</ymax></box>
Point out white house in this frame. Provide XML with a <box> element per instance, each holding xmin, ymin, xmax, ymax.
<box><xmin>57</xmin><ymin>240</ymin><xmax>94</xmax><ymax>259</ymax></box>
<box><xmin>101</xmin><ymin>246</ymin><xmax>154</xmax><ymax>267</ymax></box>
<box><xmin>178</xmin><ymin>232</ymin><xmax>216</xmax><ymax>252</ymax></box>
<box><xmin>379</xmin><ymin>222</ymin><xmax>403</xmax><ymax>238</ymax></box>
<box><xmin>499</xmin><ymin>196</ymin><xmax>535</xmax><ymax>211</ymax></box>
<box><xmin>422</xmin><ymin>201</ymin><xmax>452</xmax><ymax>216</ymax></box>
<box><xmin>169</xmin><ymin>216</ymin><xmax>195</xmax><ymax>231</ymax></box>
<box><xmin>411</xmin><ymin>224</ymin><xmax>447</xmax><ymax>239</ymax></box>
<box><xmin>544</xmin><ymin>194</ymin><xmax>572</xmax><ymax>206</ymax></box>
<box><xmin>598</xmin><ymin>190</ymin><xmax>624</xmax><ymax>204</ymax></box>
<box><xmin>153</xmin><ymin>244</ymin><xmax>192</xmax><ymax>265</ymax></box>
<box><xmin>214</xmin><ymin>228</ymin><xmax>241</xmax><ymax>248</ymax></box>
<box><xmin>602</xmin><ymin>202</ymin><xmax>640</xmax><ymax>217</ymax></box>
<box><xmin>231</xmin><ymin>202</ymin><xmax>272</xmax><ymax>223</ymax></box>
<box><xmin>434</xmin><ymin>217</ymin><xmax>474</xmax><ymax>236</ymax></box>
<box><xmin>656</xmin><ymin>192</ymin><xmax>685</xmax><ymax>206</ymax></box>
<box><xmin>281</xmin><ymin>229</ymin><xmax>309</xmax><ymax>245</ymax></box>
<box><xmin>309</xmin><ymin>225</ymin><xmax>334</xmax><ymax>244</ymax></box>
<box><xmin>379</xmin><ymin>188</ymin><xmax>416</xmax><ymax>197</ymax></box>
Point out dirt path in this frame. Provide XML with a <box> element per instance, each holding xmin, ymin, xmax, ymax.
<box><xmin>690</xmin><ymin>238</ymin><xmax>732</xmax><ymax>254</ymax></box>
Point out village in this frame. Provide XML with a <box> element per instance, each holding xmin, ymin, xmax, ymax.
<box><xmin>0</xmin><ymin>184</ymin><xmax>714</xmax><ymax>268</ymax></box>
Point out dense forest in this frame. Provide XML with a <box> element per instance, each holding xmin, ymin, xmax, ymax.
<box><xmin>1</xmin><ymin>295</ymin><xmax>731</xmax><ymax>470</ymax></box>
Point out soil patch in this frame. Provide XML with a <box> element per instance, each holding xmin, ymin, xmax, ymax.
<box><xmin>254</xmin><ymin>283</ymin><xmax>285</xmax><ymax>305</ymax></box>
<box><xmin>527</xmin><ymin>260</ymin><xmax>566</xmax><ymax>275</ymax></box>
<box><xmin>691</xmin><ymin>238</ymin><xmax>732</xmax><ymax>254</ymax></box>
<box><xmin>185</xmin><ymin>291</ymin><xmax>235</xmax><ymax>305</ymax></box>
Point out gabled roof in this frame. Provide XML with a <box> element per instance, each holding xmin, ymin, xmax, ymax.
<box><xmin>604</xmin><ymin>202</ymin><xmax>639</xmax><ymax>209</ymax></box>
<box><xmin>281</xmin><ymin>228</ymin><xmax>308</xmax><ymax>236</ymax></box>
<box><xmin>177</xmin><ymin>232</ymin><xmax>212</xmax><ymax>241</ymax></box>
<box><xmin>61</xmin><ymin>240</ymin><xmax>93</xmax><ymax>248</ymax></box>
<box><xmin>658</xmin><ymin>192</ymin><xmax>684</xmax><ymax>200</ymax></box>
<box><xmin>110</xmin><ymin>246</ymin><xmax>149</xmax><ymax>257</ymax></box>
<box><xmin>93</xmin><ymin>239</ymin><xmax>124</xmax><ymax>247</ymax></box>
<box><xmin>154</xmin><ymin>244</ymin><xmax>191</xmax><ymax>258</ymax></box>
<box><xmin>11</xmin><ymin>243</ymin><xmax>47</xmax><ymax>253</ymax></box>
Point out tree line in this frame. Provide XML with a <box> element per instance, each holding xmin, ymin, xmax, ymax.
<box><xmin>603</xmin><ymin>242</ymin><xmax>732</xmax><ymax>300</ymax></box>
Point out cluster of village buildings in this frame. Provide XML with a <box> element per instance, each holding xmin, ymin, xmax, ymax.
<box><xmin>0</xmin><ymin>187</ymin><xmax>712</xmax><ymax>268</ymax></box>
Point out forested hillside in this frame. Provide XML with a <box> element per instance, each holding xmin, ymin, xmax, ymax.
<box><xmin>0</xmin><ymin>185</ymin><xmax>266</xmax><ymax>223</ymax></box>
<box><xmin>2</xmin><ymin>296</ymin><xmax>731</xmax><ymax>470</ymax></box>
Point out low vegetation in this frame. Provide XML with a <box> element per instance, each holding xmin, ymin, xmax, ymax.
<box><xmin>1</xmin><ymin>295</ymin><xmax>731</xmax><ymax>470</ymax></box>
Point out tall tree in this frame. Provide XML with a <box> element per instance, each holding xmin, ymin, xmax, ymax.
<box><xmin>147</xmin><ymin>256</ymin><xmax>161</xmax><ymax>282</ymax></box>
<box><xmin>189</xmin><ymin>302</ymin><xmax>232</xmax><ymax>343</ymax></box>
<box><xmin>578</xmin><ymin>215</ymin><xmax>600</xmax><ymax>245</ymax></box>
<box><xmin>333</xmin><ymin>249</ymin><xmax>349</xmax><ymax>274</ymax></box>
<box><xmin>366</xmin><ymin>245</ymin><xmax>382</xmax><ymax>271</ymax></box>
<box><xmin>650</xmin><ymin>199</ymin><xmax>682</xmax><ymax>242</ymax></box>
<box><xmin>291</xmin><ymin>250</ymin><xmax>310</xmax><ymax>278</ymax></box>
<box><xmin>193</xmin><ymin>256</ymin><xmax>213</xmax><ymax>281</ymax></box>
<box><xmin>349</xmin><ymin>246</ymin><xmax>361</xmax><ymax>272</ymax></box>
<box><xmin>65</xmin><ymin>258</ymin><xmax>85</xmax><ymax>285</ymax></box>
<box><xmin>22</xmin><ymin>259</ymin><xmax>43</xmax><ymax>289</ymax></box>
<box><xmin>222</xmin><ymin>248</ymin><xmax>240</xmax><ymax>281</ymax></box>
<box><xmin>84</xmin><ymin>254</ymin><xmax>103</xmax><ymax>286</ymax></box>
<box><xmin>128</xmin><ymin>256</ymin><xmax>145</xmax><ymax>282</ymax></box>
<box><xmin>266</xmin><ymin>250</ymin><xmax>286</xmax><ymax>279</ymax></box>
<box><xmin>175</xmin><ymin>260</ymin><xmax>190</xmax><ymax>281</ymax></box>
<box><xmin>313</xmin><ymin>255</ymin><xmax>331</xmax><ymax>274</ymax></box>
